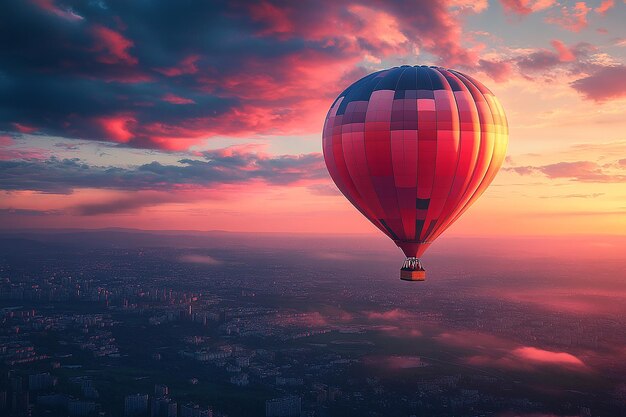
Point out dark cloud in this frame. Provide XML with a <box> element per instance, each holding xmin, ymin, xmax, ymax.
<box><xmin>515</xmin><ymin>41</ymin><xmax>593</xmax><ymax>72</ymax></box>
<box><xmin>0</xmin><ymin>208</ymin><xmax>63</xmax><ymax>216</ymax></box>
<box><xmin>0</xmin><ymin>0</ymin><xmax>482</xmax><ymax>149</ymax></box>
<box><xmin>571</xmin><ymin>65</ymin><xmax>626</xmax><ymax>102</ymax></box>
<box><xmin>477</xmin><ymin>58</ymin><xmax>512</xmax><ymax>82</ymax></box>
<box><xmin>71</xmin><ymin>193</ymin><xmax>175</xmax><ymax>215</ymax></box>
<box><xmin>0</xmin><ymin>148</ymin><xmax>326</xmax><ymax>193</ymax></box>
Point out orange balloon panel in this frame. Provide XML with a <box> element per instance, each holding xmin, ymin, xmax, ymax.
<box><xmin>322</xmin><ymin>66</ymin><xmax>509</xmax><ymax>261</ymax></box>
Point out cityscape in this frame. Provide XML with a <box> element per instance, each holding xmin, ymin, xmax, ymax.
<box><xmin>2</xmin><ymin>1</ymin><xmax>626</xmax><ymax>417</ymax></box>
<box><xmin>0</xmin><ymin>229</ymin><xmax>624</xmax><ymax>417</ymax></box>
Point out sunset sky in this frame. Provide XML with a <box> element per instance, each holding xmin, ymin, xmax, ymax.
<box><xmin>1</xmin><ymin>0</ymin><xmax>625</xmax><ymax>237</ymax></box>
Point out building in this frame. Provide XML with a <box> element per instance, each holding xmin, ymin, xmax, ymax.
<box><xmin>125</xmin><ymin>393</ymin><xmax>149</xmax><ymax>416</ymax></box>
<box><xmin>68</xmin><ymin>399</ymin><xmax>97</xmax><ymax>416</ymax></box>
<box><xmin>154</xmin><ymin>384</ymin><xmax>169</xmax><ymax>397</ymax></box>
<box><xmin>180</xmin><ymin>402</ymin><xmax>212</xmax><ymax>417</ymax></box>
<box><xmin>151</xmin><ymin>397</ymin><xmax>177</xmax><ymax>417</ymax></box>
<box><xmin>29</xmin><ymin>372</ymin><xmax>56</xmax><ymax>391</ymax></box>
<box><xmin>265</xmin><ymin>396</ymin><xmax>301</xmax><ymax>417</ymax></box>
<box><xmin>229</xmin><ymin>373</ymin><xmax>249</xmax><ymax>386</ymax></box>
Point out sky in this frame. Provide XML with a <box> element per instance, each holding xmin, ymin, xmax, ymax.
<box><xmin>0</xmin><ymin>0</ymin><xmax>625</xmax><ymax>237</ymax></box>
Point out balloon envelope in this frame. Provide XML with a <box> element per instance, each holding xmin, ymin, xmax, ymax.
<box><xmin>322</xmin><ymin>65</ymin><xmax>508</xmax><ymax>269</ymax></box>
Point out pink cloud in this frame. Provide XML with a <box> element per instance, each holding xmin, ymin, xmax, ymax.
<box><xmin>0</xmin><ymin>135</ymin><xmax>49</xmax><ymax>160</ymax></box>
<box><xmin>365</xmin><ymin>355</ymin><xmax>426</xmax><ymax>369</ymax></box>
<box><xmin>161</xmin><ymin>94</ymin><xmax>195</xmax><ymax>105</ymax></box>
<box><xmin>96</xmin><ymin>115</ymin><xmax>136</xmax><ymax>143</ymax></box>
<box><xmin>550</xmin><ymin>40</ymin><xmax>575</xmax><ymax>61</ymax></box>
<box><xmin>365</xmin><ymin>309</ymin><xmax>412</xmax><ymax>321</ymax></box>
<box><xmin>595</xmin><ymin>0</ymin><xmax>614</xmax><ymax>15</ymax></box>
<box><xmin>478</xmin><ymin>58</ymin><xmax>513</xmax><ymax>82</ymax></box>
<box><xmin>375</xmin><ymin>326</ymin><xmax>423</xmax><ymax>338</ymax></box>
<box><xmin>515</xmin><ymin>41</ymin><xmax>592</xmax><ymax>72</ymax></box>
<box><xmin>540</xmin><ymin>161</ymin><xmax>599</xmax><ymax>178</ymax></box>
<box><xmin>545</xmin><ymin>2</ymin><xmax>591</xmax><ymax>32</ymax></box>
<box><xmin>12</xmin><ymin>123</ymin><xmax>38</xmax><ymax>134</ymax></box>
<box><xmin>571</xmin><ymin>65</ymin><xmax>626</xmax><ymax>102</ymax></box>
<box><xmin>8</xmin><ymin>1</ymin><xmax>490</xmax><ymax>151</ymax></box>
<box><xmin>467</xmin><ymin>347</ymin><xmax>587</xmax><ymax>372</ymax></box>
<box><xmin>155</xmin><ymin>55</ymin><xmax>200</xmax><ymax>77</ymax></box>
<box><xmin>249</xmin><ymin>1</ymin><xmax>295</xmax><ymax>38</ymax></box>
<box><xmin>137</xmin><ymin>100</ymin><xmax>330</xmax><ymax>151</ymax></box>
<box><xmin>91</xmin><ymin>25</ymin><xmax>138</xmax><ymax>66</ymax></box>
<box><xmin>509</xmin><ymin>160</ymin><xmax>626</xmax><ymax>182</ymax></box>
<box><xmin>499</xmin><ymin>0</ymin><xmax>556</xmax><ymax>15</ymax></box>
<box><xmin>484</xmin><ymin>287</ymin><xmax>626</xmax><ymax>316</ymax></box>
<box><xmin>31</xmin><ymin>0</ymin><xmax>83</xmax><ymax>21</ymax></box>
<box><xmin>244</xmin><ymin>1</ymin><xmax>480</xmax><ymax>66</ymax></box>
<box><xmin>507</xmin><ymin>166</ymin><xmax>535</xmax><ymax>176</ymax></box>
<box><xmin>449</xmin><ymin>0</ymin><xmax>489</xmax><ymax>14</ymax></box>
<box><xmin>511</xmin><ymin>346</ymin><xmax>585</xmax><ymax>367</ymax></box>
<box><xmin>0</xmin><ymin>149</ymin><xmax>49</xmax><ymax>161</ymax></box>
<box><xmin>179</xmin><ymin>254</ymin><xmax>221</xmax><ymax>265</ymax></box>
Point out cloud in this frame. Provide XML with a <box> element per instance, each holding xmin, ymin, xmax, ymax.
<box><xmin>506</xmin><ymin>160</ymin><xmax>626</xmax><ymax>183</ymax></box>
<box><xmin>515</xmin><ymin>41</ymin><xmax>592</xmax><ymax>72</ymax></box>
<box><xmin>154</xmin><ymin>55</ymin><xmax>200</xmax><ymax>77</ymax></box>
<box><xmin>31</xmin><ymin>0</ymin><xmax>83</xmax><ymax>21</ymax></box>
<box><xmin>538</xmin><ymin>193</ymin><xmax>604</xmax><ymax>199</ymax></box>
<box><xmin>499</xmin><ymin>0</ymin><xmax>556</xmax><ymax>15</ymax></box>
<box><xmin>511</xmin><ymin>346</ymin><xmax>586</xmax><ymax>367</ymax></box>
<box><xmin>568</xmin><ymin>140</ymin><xmax>626</xmax><ymax>157</ymax></box>
<box><xmin>0</xmin><ymin>208</ymin><xmax>62</xmax><ymax>216</ymax></box>
<box><xmin>594</xmin><ymin>0</ymin><xmax>614</xmax><ymax>15</ymax></box>
<box><xmin>478</xmin><ymin>58</ymin><xmax>513</xmax><ymax>82</ymax></box>
<box><xmin>550</xmin><ymin>40</ymin><xmax>575</xmax><ymax>62</ymax></box>
<box><xmin>12</xmin><ymin>123</ymin><xmax>38</xmax><ymax>133</ymax></box>
<box><xmin>439</xmin><ymin>331</ymin><xmax>588</xmax><ymax>372</ymax></box>
<box><xmin>90</xmin><ymin>24</ymin><xmax>138</xmax><ymax>66</ymax></box>
<box><xmin>71</xmin><ymin>193</ymin><xmax>177</xmax><ymax>215</ymax></box>
<box><xmin>364</xmin><ymin>309</ymin><xmax>412</xmax><ymax>321</ymax></box>
<box><xmin>374</xmin><ymin>326</ymin><xmax>423</xmax><ymax>338</ymax></box>
<box><xmin>545</xmin><ymin>2</ymin><xmax>591</xmax><ymax>32</ymax></box>
<box><xmin>0</xmin><ymin>148</ymin><xmax>49</xmax><ymax>161</ymax></box>
<box><xmin>0</xmin><ymin>147</ymin><xmax>326</xmax><ymax>193</ymax></box>
<box><xmin>179</xmin><ymin>254</ymin><xmax>221</xmax><ymax>265</ymax></box>
<box><xmin>161</xmin><ymin>94</ymin><xmax>195</xmax><ymax>105</ymax></box>
<box><xmin>307</xmin><ymin>183</ymin><xmax>341</xmax><ymax>196</ymax></box>
<box><xmin>0</xmin><ymin>1</ymin><xmax>486</xmax><ymax>150</ymax></box>
<box><xmin>96</xmin><ymin>115</ymin><xmax>136</xmax><ymax>143</ymax></box>
<box><xmin>571</xmin><ymin>65</ymin><xmax>626</xmax><ymax>101</ymax></box>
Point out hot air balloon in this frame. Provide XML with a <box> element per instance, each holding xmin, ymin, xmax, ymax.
<box><xmin>322</xmin><ymin>65</ymin><xmax>508</xmax><ymax>281</ymax></box>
